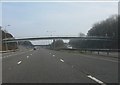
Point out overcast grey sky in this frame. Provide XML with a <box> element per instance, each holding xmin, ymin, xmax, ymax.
<box><xmin>1</xmin><ymin>1</ymin><xmax>118</xmax><ymax>44</ymax></box>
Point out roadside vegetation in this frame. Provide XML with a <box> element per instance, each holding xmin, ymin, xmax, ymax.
<box><xmin>0</xmin><ymin>27</ymin><xmax>33</xmax><ymax>51</ymax></box>
<box><xmin>0</xmin><ymin>28</ymin><xmax>18</xmax><ymax>51</ymax></box>
<box><xmin>69</xmin><ymin>15</ymin><xmax>119</xmax><ymax>50</ymax></box>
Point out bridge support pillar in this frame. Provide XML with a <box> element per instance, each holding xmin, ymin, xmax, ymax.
<box><xmin>53</xmin><ymin>39</ymin><xmax>55</xmax><ymax>50</ymax></box>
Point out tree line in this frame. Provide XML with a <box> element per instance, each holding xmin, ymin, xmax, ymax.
<box><xmin>0</xmin><ymin>28</ymin><xmax>18</xmax><ymax>51</ymax></box>
<box><xmin>0</xmin><ymin>28</ymin><xmax>33</xmax><ymax>51</ymax></box>
<box><xmin>69</xmin><ymin>15</ymin><xmax>119</xmax><ymax>49</ymax></box>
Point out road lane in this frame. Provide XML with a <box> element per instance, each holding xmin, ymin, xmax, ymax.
<box><xmin>46</xmin><ymin>49</ymin><xmax>118</xmax><ymax>83</ymax></box>
<box><xmin>2</xmin><ymin>48</ymin><xmax>95</xmax><ymax>83</ymax></box>
<box><xmin>2</xmin><ymin>48</ymin><xmax>118</xmax><ymax>83</ymax></box>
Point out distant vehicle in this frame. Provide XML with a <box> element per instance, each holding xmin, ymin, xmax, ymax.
<box><xmin>33</xmin><ymin>47</ymin><xmax>36</xmax><ymax>50</ymax></box>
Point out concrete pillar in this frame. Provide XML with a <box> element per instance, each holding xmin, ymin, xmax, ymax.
<box><xmin>53</xmin><ymin>39</ymin><xmax>55</xmax><ymax>50</ymax></box>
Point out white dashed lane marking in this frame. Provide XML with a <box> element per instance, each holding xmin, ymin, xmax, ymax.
<box><xmin>30</xmin><ymin>54</ymin><xmax>32</xmax><ymax>55</ymax></box>
<box><xmin>27</xmin><ymin>56</ymin><xmax>29</xmax><ymax>58</ymax></box>
<box><xmin>53</xmin><ymin>55</ymin><xmax>55</xmax><ymax>57</ymax></box>
<box><xmin>87</xmin><ymin>75</ymin><xmax>106</xmax><ymax>85</ymax></box>
<box><xmin>60</xmin><ymin>59</ymin><xmax>64</xmax><ymax>62</ymax></box>
<box><xmin>17</xmin><ymin>61</ymin><xmax>22</xmax><ymax>65</ymax></box>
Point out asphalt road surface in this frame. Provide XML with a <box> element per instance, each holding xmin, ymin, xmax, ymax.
<box><xmin>2</xmin><ymin>47</ymin><xmax>118</xmax><ymax>84</ymax></box>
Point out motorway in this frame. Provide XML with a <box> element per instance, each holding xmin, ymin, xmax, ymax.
<box><xmin>2</xmin><ymin>47</ymin><xmax>118</xmax><ymax>84</ymax></box>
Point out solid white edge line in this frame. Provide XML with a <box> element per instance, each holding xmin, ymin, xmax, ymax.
<box><xmin>87</xmin><ymin>55</ymin><xmax>118</xmax><ymax>63</ymax></box>
<box><xmin>87</xmin><ymin>75</ymin><xmax>106</xmax><ymax>85</ymax></box>
<box><xmin>60</xmin><ymin>59</ymin><xmax>64</xmax><ymax>62</ymax></box>
<box><xmin>2</xmin><ymin>50</ymin><xmax>32</xmax><ymax>58</ymax></box>
<box><xmin>17</xmin><ymin>61</ymin><xmax>22</xmax><ymax>65</ymax></box>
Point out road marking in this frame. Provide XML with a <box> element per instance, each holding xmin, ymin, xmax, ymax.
<box><xmin>99</xmin><ymin>58</ymin><xmax>118</xmax><ymax>63</ymax></box>
<box><xmin>3</xmin><ymin>54</ymin><xmax>15</xmax><ymax>58</ymax></box>
<box><xmin>27</xmin><ymin>56</ymin><xmax>29</xmax><ymax>58</ymax></box>
<box><xmin>2</xmin><ymin>49</ymin><xmax>34</xmax><ymax>59</ymax></box>
<box><xmin>60</xmin><ymin>59</ymin><xmax>64</xmax><ymax>62</ymax></box>
<box><xmin>30</xmin><ymin>54</ymin><xmax>32</xmax><ymax>55</ymax></box>
<box><xmin>53</xmin><ymin>55</ymin><xmax>55</xmax><ymax>57</ymax></box>
<box><xmin>17</xmin><ymin>61</ymin><xmax>22</xmax><ymax>65</ymax></box>
<box><xmin>87</xmin><ymin>75</ymin><xmax>106</xmax><ymax>85</ymax></box>
<box><xmin>4</xmin><ymin>56</ymin><xmax>8</xmax><ymax>58</ymax></box>
<box><xmin>78</xmin><ymin>54</ymin><xmax>118</xmax><ymax>63</ymax></box>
